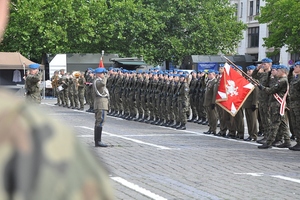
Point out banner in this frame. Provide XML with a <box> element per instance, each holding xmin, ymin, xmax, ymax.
<box><xmin>197</xmin><ymin>62</ymin><xmax>218</xmax><ymax>72</ymax></box>
<box><xmin>216</xmin><ymin>63</ymin><xmax>254</xmax><ymax>116</ymax></box>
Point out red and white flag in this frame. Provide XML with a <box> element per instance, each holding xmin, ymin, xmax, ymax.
<box><xmin>216</xmin><ymin>63</ymin><xmax>254</xmax><ymax>116</ymax></box>
<box><xmin>98</xmin><ymin>56</ymin><xmax>104</xmax><ymax>68</ymax></box>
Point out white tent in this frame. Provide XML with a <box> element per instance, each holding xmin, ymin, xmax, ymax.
<box><xmin>49</xmin><ymin>54</ymin><xmax>66</xmax><ymax>78</ymax></box>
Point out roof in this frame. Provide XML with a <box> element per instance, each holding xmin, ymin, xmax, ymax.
<box><xmin>117</xmin><ymin>61</ymin><xmax>147</xmax><ymax>66</ymax></box>
<box><xmin>0</xmin><ymin>52</ymin><xmax>44</xmax><ymax>70</ymax></box>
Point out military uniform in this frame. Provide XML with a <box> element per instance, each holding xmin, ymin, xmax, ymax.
<box><xmin>25</xmin><ymin>65</ymin><xmax>42</xmax><ymax>104</ymax></box>
<box><xmin>288</xmin><ymin>63</ymin><xmax>300</xmax><ymax>150</ymax></box>
<box><xmin>176</xmin><ymin>75</ymin><xmax>189</xmax><ymax>129</ymax></box>
<box><xmin>93</xmin><ymin>68</ymin><xmax>110</xmax><ymax>147</ymax></box>
<box><xmin>50</xmin><ymin>72</ymin><xmax>60</xmax><ymax>105</ymax></box>
<box><xmin>0</xmin><ymin>89</ymin><xmax>114</xmax><ymax>200</ymax></box>
<box><xmin>188</xmin><ymin>73</ymin><xmax>198</xmax><ymax>122</ymax></box>
<box><xmin>252</xmin><ymin>62</ymin><xmax>272</xmax><ymax>142</ymax></box>
<box><xmin>77</xmin><ymin>74</ymin><xmax>86</xmax><ymax>110</ymax></box>
<box><xmin>243</xmin><ymin>79</ymin><xmax>258</xmax><ymax>141</ymax></box>
<box><xmin>258</xmin><ymin>66</ymin><xmax>291</xmax><ymax>149</ymax></box>
<box><xmin>203</xmin><ymin>72</ymin><xmax>218</xmax><ymax>134</ymax></box>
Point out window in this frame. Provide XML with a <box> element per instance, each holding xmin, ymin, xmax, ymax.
<box><xmin>249</xmin><ymin>54</ymin><xmax>258</xmax><ymax>61</ymax></box>
<box><xmin>240</xmin><ymin>2</ymin><xmax>243</xmax><ymax>18</ymax></box>
<box><xmin>234</xmin><ymin>3</ymin><xmax>238</xmax><ymax>17</ymax></box>
<box><xmin>256</xmin><ymin>0</ymin><xmax>260</xmax><ymax>14</ymax></box>
<box><xmin>248</xmin><ymin>27</ymin><xmax>259</xmax><ymax>48</ymax></box>
<box><xmin>250</xmin><ymin>1</ymin><xmax>254</xmax><ymax>16</ymax></box>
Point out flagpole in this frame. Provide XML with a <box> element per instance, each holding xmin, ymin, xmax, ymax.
<box><xmin>222</xmin><ymin>56</ymin><xmax>259</xmax><ymax>85</ymax></box>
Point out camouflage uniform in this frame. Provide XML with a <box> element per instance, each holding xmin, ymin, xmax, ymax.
<box><xmin>188</xmin><ymin>75</ymin><xmax>198</xmax><ymax>121</ymax></box>
<box><xmin>252</xmin><ymin>68</ymin><xmax>271</xmax><ymax>139</ymax></box>
<box><xmin>77</xmin><ymin>74</ymin><xmax>86</xmax><ymax>110</ymax></box>
<box><xmin>203</xmin><ymin>75</ymin><xmax>218</xmax><ymax>134</ymax></box>
<box><xmin>259</xmin><ymin>76</ymin><xmax>290</xmax><ymax>147</ymax></box>
<box><xmin>288</xmin><ymin>70</ymin><xmax>300</xmax><ymax>150</ymax></box>
<box><xmin>25</xmin><ymin>72</ymin><xmax>42</xmax><ymax>104</ymax></box>
<box><xmin>0</xmin><ymin>89</ymin><xmax>114</xmax><ymax>200</ymax></box>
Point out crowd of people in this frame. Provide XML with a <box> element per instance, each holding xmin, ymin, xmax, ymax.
<box><xmin>51</xmin><ymin>58</ymin><xmax>300</xmax><ymax>151</ymax></box>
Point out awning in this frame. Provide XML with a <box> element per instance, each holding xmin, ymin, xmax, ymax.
<box><xmin>117</xmin><ymin>61</ymin><xmax>146</xmax><ymax>65</ymax></box>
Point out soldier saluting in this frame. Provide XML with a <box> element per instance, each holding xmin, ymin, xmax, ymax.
<box><xmin>257</xmin><ymin>65</ymin><xmax>291</xmax><ymax>149</ymax></box>
<box><xmin>24</xmin><ymin>63</ymin><xmax>42</xmax><ymax>104</ymax></box>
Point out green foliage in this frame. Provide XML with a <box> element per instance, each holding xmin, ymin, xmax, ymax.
<box><xmin>257</xmin><ymin>0</ymin><xmax>300</xmax><ymax>53</ymax></box>
<box><xmin>0</xmin><ymin>0</ymin><xmax>246</xmax><ymax>65</ymax></box>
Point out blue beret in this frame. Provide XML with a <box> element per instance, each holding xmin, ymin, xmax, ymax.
<box><xmin>295</xmin><ymin>61</ymin><xmax>300</xmax><ymax>65</ymax></box>
<box><xmin>246</xmin><ymin>65</ymin><xmax>255</xmax><ymax>70</ymax></box>
<box><xmin>198</xmin><ymin>69</ymin><xmax>204</xmax><ymax>73</ymax></box>
<box><xmin>261</xmin><ymin>58</ymin><xmax>272</xmax><ymax>63</ymax></box>
<box><xmin>190</xmin><ymin>70</ymin><xmax>197</xmax><ymax>74</ymax></box>
<box><xmin>219</xmin><ymin>64</ymin><xmax>225</xmax><ymax>68</ymax></box>
<box><xmin>88</xmin><ymin>68</ymin><xmax>93</xmax><ymax>71</ymax></box>
<box><xmin>94</xmin><ymin>68</ymin><xmax>106</xmax><ymax>74</ymax></box>
<box><xmin>277</xmin><ymin>65</ymin><xmax>289</xmax><ymax>71</ymax></box>
<box><xmin>236</xmin><ymin>65</ymin><xmax>243</xmax><ymax>70</ymax></box>
<box><xmin>179</xmin><ymin>74</ymin><xmax>187</xmax><ymax>78</ymax></box>
<box><xmin>207</xmin><ymin>69</ymin><xmax>216</xmax><ymax>74</ymax></box>
<box><xmin>29</xmin><ymin>63</ymin><xmax>40</xmax><ymax>69</ymax></box>
<box><xmin>272</xmin><ymin>65</ymin><xmax>278</xmax><ymax>70</ymax></box>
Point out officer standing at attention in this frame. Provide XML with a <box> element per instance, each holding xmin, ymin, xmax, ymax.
<box><xmin>243</xmin><ymin>65</ymin><xmax>259</xmax><ymax>141</ymax></box>
<box><xmin>93</xmin><ymin>68</ymin><xmax>110</xmax><ymax>147</ymax></box>
<box><xmin>25</xmin><ymin>63</ymin><xmax>42</xmax><ymax>104</ymax></box>
<box><xmin>203</xmin><ymin>70</ymin><xmax>218</xmax><ymax>135</ymax></box>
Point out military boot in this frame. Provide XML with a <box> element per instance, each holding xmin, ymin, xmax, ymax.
<box><xmin>188</xmin><ymin>115</ymin><xmax>196</xmax><ymax>122</ymax></box>
<box><xmin>157</xmin><ymin>119</ymin><xmax>164</xmax><ymax>126</ymax></box>
<box><xmin>176</xmin><ymin>123</ymin><xmax>186</xmax><ymax>130</ymax></box>
<box><xmin>289</xmin><ymin>143</ymin><xmax>300</xmax><ymax>151</ymax></box>
<box><xmin>276</xmin><ymin>141</ymin><xmax>291</xmax><ymax>148</ymax></box>
<box><xmin>171</xmin><ymin>121</ymin><xmax>179</xmax><ymax>128</ymax></box>
<box><xmin>94</xmin><ymin>126</ymin><xmax>108</xmax><ymax>147</ymax></box>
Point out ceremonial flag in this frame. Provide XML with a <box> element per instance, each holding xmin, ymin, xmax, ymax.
<box><xmin>98</xmin><ymin>56</ymin><xmax>104</xmax><ymax>68</ymax></box>
<box><xmin>216</xmin><ymin>63</ymin><xmax>254</xmax><ymax>116</ymax></box>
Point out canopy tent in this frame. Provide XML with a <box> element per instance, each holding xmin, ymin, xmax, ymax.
<box><xmin>0</xmin><ymin>52</ymin><xmax>44</xmax><ymax>70</ymax></box>
<box><xmin>0</xmin><ymin>52</ymin><xmax>46</xmax><ymax>98</ymax></box>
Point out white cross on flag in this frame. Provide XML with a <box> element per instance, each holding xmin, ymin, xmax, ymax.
<box><xmin>216</xmin><ymin>63</ymin><xmax>254</xmax><ymax>116</ymax></box>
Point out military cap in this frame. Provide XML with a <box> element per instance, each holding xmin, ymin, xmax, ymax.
<box><xmin>207</xmin><ymin>69</ymin><xmax>216</xmax><ymax>74</ymax></box>
<box><xmin>219</xmin><ymin>64</ymin><xmax>225</xmax><ymax>68</ymax></box>
<box><xmin>236</xmin><ymin>65</ymin><xmax>243</xmax><ymax>70</ymax></box>
<box><xmin>261</xmin><ymin>58</ymin><xmax>272</xmax><ymax>63</ymax></box>
<box><xmin>295</xmin><ymin>61</ymin><xmax>300</xmax><ymax>65</ymax></box>
<box><xmin>272</xmin><ymin>65</ymin><xmax>278</xmax><ymax>70</ymax></box>
<box><xmin>179</xmin><ymin>74</ymin><xmax>187</xmax><ymax>78</ymax></box>
<box><xmin>246</xmin><ymin>65</ymin><xmax>255</xmax><ymax>70</ymax></box>
<box><xmin>198</xmin><ymin>69</ymin><xmax>204</xmax><ymax>73</ymax></box>
<box><xmin>277</xmin><ymin>64</ymin><xmax>289</xmax><ymax>71</ymax></box>
<box><xmin>94</xmin><ymin>68</ymin><xmax>106</xmax><ymax>74</ymax></box>
<box><xmin>29</xmin><ymin>63</ymin><xmax>40</xmax><ymax>69</ymax></box>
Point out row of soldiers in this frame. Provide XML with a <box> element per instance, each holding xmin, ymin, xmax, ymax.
<box><xmin>107</xmin><ymin>69</ymin><xmax>193</xmax><ymax>130</ymax></box>
<box><xmin>50</xmin><ymin>60</ymin><xmax>300</xmax><ymax>151</ymax></box>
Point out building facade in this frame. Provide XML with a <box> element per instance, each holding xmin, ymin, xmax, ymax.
<box><xmin>231</xmin><ymin>0</ymin><xmax>299</xmax><ymax>65</ymax></box>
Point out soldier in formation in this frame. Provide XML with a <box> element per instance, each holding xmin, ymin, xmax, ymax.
<box><xmin>54</xmin><ymin>60</ymin><xmax>299</xmax><ymax>151</ymax></box>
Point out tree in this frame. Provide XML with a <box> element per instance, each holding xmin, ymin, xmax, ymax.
<box><xmin>256</xmin><ymin>0</ymin><xmax>300</xmax><ymax>53</ymax></box>
<box><xmin>0</xmin><ymin>0</ymin><xmax>246</xmax><ymax>65</ymax></box>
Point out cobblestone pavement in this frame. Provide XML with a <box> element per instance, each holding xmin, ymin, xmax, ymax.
<box><xmin>42</xmin><ymin>99</ymin><xmax>300</xmax><ymax>200</ymax></box>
